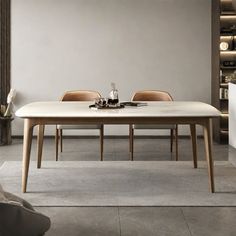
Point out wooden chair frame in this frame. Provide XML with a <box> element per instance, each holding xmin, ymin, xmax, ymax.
<box><xmin>55</xmin><ymin>90</ymin><xmax>104</xmax><ymax>162</ymax></box>
<box><xmin>129</xmin><ymin>90</ymin><xmax>178</xmax><ymax>161</ymax></box>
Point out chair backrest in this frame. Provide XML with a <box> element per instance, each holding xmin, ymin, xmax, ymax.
<box><xmin>131</xmin><ymin>90</ymin><xmax>173</xmax><ymax>101</ymax></box>
<box><xmin>61</xmin><ymin>90</ymin><xmax>101</xmax><ymax>101</ymax></box>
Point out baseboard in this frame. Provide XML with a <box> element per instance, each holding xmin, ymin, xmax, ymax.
<box><xmin>12</xmin><ymin>135</ymin><xmax>203</xmax><ymax>139</ymax></box>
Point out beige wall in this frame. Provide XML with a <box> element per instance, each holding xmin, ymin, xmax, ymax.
<box><xmin>12</xmin><ymin>0</ymin><xmax>211</xmax><ymax>135</ymax></box>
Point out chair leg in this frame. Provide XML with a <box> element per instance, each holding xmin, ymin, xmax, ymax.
<box><xmin>100</xmin><ymin>125</ymin><xmax>104</xmax><ymax>161</ymax></box>
<box><xmin>175</xmin><ymin>125</ymin><xmax>179</xmax><ymax>161</ymax></box>
<box><xmin>129</xmin><ymin>125</ymin><xmax>134</xmax><ymax>161</ymax></box>
<box><xmin>129</xmin><ymin>124</ymin><xmax>132</xmax><ymax>153</ymax></box>
<box><xmin>170</xmin><ymin>129</ymin><xmax>174</xmax><ymax>153</ymax></box>
<box><xmin>37</xmin><ymin>125</ymin><xmax>45</xmax><ymax>169</ymax></box>
<box><xmin>190</xmin><ymin>124</ymin><xmax>198</xmax><ymax>168</ymax></box>
<box><xmin>59</xmin><ymin>129</ymin><xmax>63</xmax><ymax>152</ymax></box>
<box><xmin>55</xmin><ymin>128</ymin><xmax>59</xmax><ymax>161</ymax></box>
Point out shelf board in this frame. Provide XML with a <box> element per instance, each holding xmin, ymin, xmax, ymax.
<box><xmin>220</xmin><ymin>129</ymin><xmax>229</xmax><ymax>134</ymax></box>
<box><xmin>220</xmin><ymin>32</ymin><xmax>236</xmax><ymax>36</ymax></box>
<box><xmin>220</xmin><ymin>35</ymin><xmax>235</xmax><ymax>38</ymax></box>
<box><xmin>221</xmin><ymin>113</ymin><xmax>229</xmax><ymax>117</ymax></box>
<box><xmin>220</xmin><ymin>51</ymin><xmax>236</xmax><ymax>54</ymax></box>
<box><xmin>221</xmin><ymin>13</ymin><xmax>236</xmax><ymax>16</ymax></box>
<box><xmin>220</xmin><ymin>98</ymin><xmax>228</xmax><ymax>101</ymax></box>
<box><xmin>221</xmin><ymin>66</ymin><xmax>236</xmax><ymax>69</ymax></box>
<box><xmin>220</xmin><ymin>15</ymin><xmax>236</xmax><ymax>19</ymax></box>
<box><xmin>220</xmin><ymin>83</ymin><xmax>228</xmax><ymax>88</ymax></box>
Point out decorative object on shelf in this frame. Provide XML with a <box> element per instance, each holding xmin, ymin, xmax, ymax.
<box><xmin>220</xmin><ymin>41</ymin><xmax>229</xmax><ymax>50</ymax></box>
<box><xmin>219</xmin><ymin>88</ymin><xmax>228</xmax><ymax>99</ymax></box>
<box><xmin>221</xmin><ymin>70</ymin><xmax>236</xmax><ymax>84</ymax></box>
<box><xmin>223</xmin><ymin>61</ymin><xmax>236</xmax><ymax>67</ymax></box>
<box><xmin>220</xmin><ymin>35</ymin><xmax>235</xmax><ymax>50</ymax></box>
<box><xmin>225</xmin><ymin>75</ymin><xmax>233</xmax><ymax>83</ymax></box>
<box><xmin>3</xmin><ymin>89</ymin><xmax>16</xmax><ymax>117</ymax></box>
<box><xmin>221</xmin><ymin>24</ymin><xmax>236</xmax><ymax>35</ymax></box>
<box><xmin>221</xmin><ymin>27</ymin><xmax>234</xmax><ymax>34</ymax></box>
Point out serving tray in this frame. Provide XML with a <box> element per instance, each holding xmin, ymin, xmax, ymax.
<box><xmin>89</xmin><ymin>104</ymin><xmax>125</xmax><ymax>109</ymax></box>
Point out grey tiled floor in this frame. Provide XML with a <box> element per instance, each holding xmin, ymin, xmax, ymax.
<box><xmin>1</xmin><ymin>137</ymin><xmax>235</xmax><ymax>236</ymax></box>
<box><xmin>37</xmin><ymin>206</ymin><xmax>236</xmax><ymax>236</ymax></box>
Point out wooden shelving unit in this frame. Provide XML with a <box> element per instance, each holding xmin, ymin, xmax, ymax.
<box><xmin>212</xmin><ymin>0</ymin><xmax>236</xmax><ymax>143</ymax></box>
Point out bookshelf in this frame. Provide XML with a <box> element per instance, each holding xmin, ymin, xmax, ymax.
<box><xmin>212</xmin><ymin>0</ymin><xmax>236</xmax><ymax>143</ymax></box>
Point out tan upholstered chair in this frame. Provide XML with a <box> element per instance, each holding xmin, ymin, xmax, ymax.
<box><xmin>129</xmin><ymin>90</ymin><xmax>178</xmax><ymax>161</ymax></box>
<box><xmin>55</xmin><ymin>90</ymin><xmax>104</xmax><ymax>161</ymax></box>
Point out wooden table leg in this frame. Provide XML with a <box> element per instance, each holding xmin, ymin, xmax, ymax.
<box><xmin>22</xmin><ymin>119</ymin><xmax>34</xmax><ymax>193</ymax></box>
<box><xmin>203</xmin><ymin>119</ymin><xmax>215</xmax><ymax>193</ymax></box>
<box><xmin>190</xmin><ymin>124</ymin><xmax>198</xmax><ymax>168</ymax></box>
<box><xmin>37</xmin><ymin>124</ymin><xmax>45</xmax><ymax>169</ymax></box>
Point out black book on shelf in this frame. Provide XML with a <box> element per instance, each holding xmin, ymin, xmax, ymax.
<box><xmin>221</xmin><ymin>28</ymin><xmax>233</xmax><ymax>35</ymax></box>
<box><xmin>223</xmin><ymin>61</ymin><xmax>236</xmax><ymax>67</ymax></box>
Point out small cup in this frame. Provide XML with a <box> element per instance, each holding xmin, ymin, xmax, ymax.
<box><xmin>95</xmin><ymin>98</ymin><xmax>107</xmax><ymax>108</ymax></box>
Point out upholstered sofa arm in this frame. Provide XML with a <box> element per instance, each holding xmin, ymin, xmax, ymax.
<box><xmin>0</xmin><ymin>187</ymin><xmax>50</xmax><ymax>236</ymax></box>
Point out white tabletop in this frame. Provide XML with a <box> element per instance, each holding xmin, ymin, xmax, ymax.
<box><xmin>15</xmin><ymin>101</ymin><xmax>220</xmax><ymax>118</ymax></box>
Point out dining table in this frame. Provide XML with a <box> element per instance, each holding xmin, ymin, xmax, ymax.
<box><xmin>15</xmin><ymin>101</ymin><xmax>220</xmax><ymax>193</ymax></box>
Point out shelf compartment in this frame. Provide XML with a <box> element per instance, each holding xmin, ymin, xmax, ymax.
<box><xmin>220</xmin><ymin>129</ymin><xmax>229</xmax><ymax>134</ymax></box>
<box><xmin>220</xmin><ymin>99</ymin><xmax>228</xmax><ymax>114</ymax></box>
<box><xmin>220</xmin><ymin>35</ymin><xmax>235</xmax><ymax>50</ymax></box>
<box><xmin>221</xmin><ymin>0</ymin><xmax>236</xmax><ymax>13</ymax></box>
<box><xmin>220</xmin><ymin>129</ymin><xmax>229</xmax><ymax>143</ymax></box>
<box><xmin>220</xmin><ymin>114</ymin><xmax>229</xmax><ymax>129</ymax></box>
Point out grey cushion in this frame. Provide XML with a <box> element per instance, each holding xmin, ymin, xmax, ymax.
<box><xmin>57</xmin><ymin>124</ymin><xmax>102</xmax><ymax>129</ymax></box>
<box><xmin>0</xmin><ymin>184</ymin><xmax>7</xmax><ymax>202</ymax></box>
<box><xmin>133</xmin><ymin>124</ymin><xmax>176</xmax><ymax>129</ymax></box>
<box><xmin>0</xmin><ymin>185</ymin><xmax>50</xmax><ymax>236</ymax></box>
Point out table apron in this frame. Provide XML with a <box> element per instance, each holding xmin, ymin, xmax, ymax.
<box><xmin>26</xmin><ymin>117</ymin><xmax>214</xmax><ymax>127</ymax></box>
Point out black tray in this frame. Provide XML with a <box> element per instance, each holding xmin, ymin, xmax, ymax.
<box><xmin>89</xmin><ymin>104</ymin><xmax>125</xmax><ymax>109</ymax></box>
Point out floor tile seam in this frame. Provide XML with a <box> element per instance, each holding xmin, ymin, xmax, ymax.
<box><xmin>32</xmin><ymin>206</ymin><xmax>236</xmax><ymax>208</ymax></box>
<box><xmin>180</xmin><ymin>208</ymin><xmax>194</xmax><ymax>236</ymax></box>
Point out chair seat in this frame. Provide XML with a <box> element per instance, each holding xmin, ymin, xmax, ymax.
<box><xmin>133</xmin><ymin>124</ymin><xmax>176</xmax><ymax>129</ymax></box>
<box><xmin>57</xmin><ymin>124</ymin><xmax>102</xmax><ymax>130</ymax></box>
